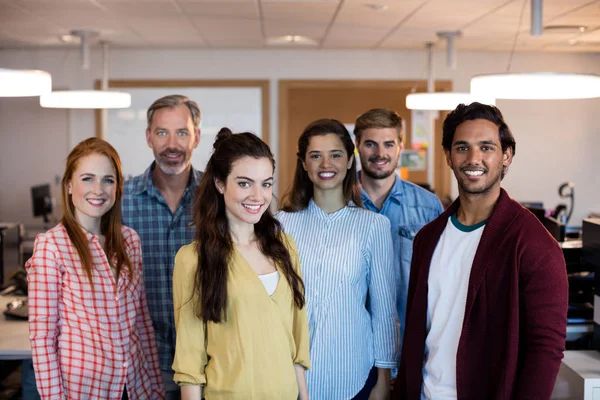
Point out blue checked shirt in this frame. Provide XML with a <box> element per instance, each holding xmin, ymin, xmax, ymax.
<box><xmin>360</xmin><ymin>174</ymin><xmax>443</xmax><ymax>342</ymax></box>
<box><xmin>122</xmin><ymin>162</ymin><xmax>203</xmax><ymax>373</ymax></box>
<box><xmin>277</xmin><ymin>201</ymin><xmax>400</xmax><ymax>400</ymax></box>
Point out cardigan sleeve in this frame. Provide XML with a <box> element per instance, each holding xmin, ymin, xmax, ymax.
<box><xmin>172</xmin><ymin>244</ymin><xmax>207</xmax><ymax>386</ymax></box>
<box><xmin>286</xmin><ymin>236</ymin><xmax>311</xmax><ymax>370</ymax></box>
<box><xmin>515</xmin><ymin>239</ymin><xmax>568</xmax><ymax>399</ymax></box>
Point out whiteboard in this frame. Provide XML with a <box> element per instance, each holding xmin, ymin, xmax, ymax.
<box><xmin>105</xmin><ymin>87</ymin><xmax>262</xmax><ymax>179</ymax></box>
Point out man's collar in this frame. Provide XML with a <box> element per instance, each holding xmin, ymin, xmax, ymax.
<box><xmin>359</xmin><ymin>170</ymin><xmax>404</xmax><ymax>204</ymax></box>
<box><xmin>131</xmin><ymin>161</ymin><xmax>202</xmax><ymax>195</ymax></box>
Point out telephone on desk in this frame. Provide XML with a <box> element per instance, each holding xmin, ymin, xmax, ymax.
<box><xmin>1</xmin><ymin>268</ymin><xmax>29</xmax><ymax>320</ymax></box>
<box><xmin>4</xmin><ymin>298</ymin><xmax>28</xmax><ymax>320</ymax></box>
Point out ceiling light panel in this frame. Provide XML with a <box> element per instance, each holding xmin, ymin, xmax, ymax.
<box><xmin>261</xmin><ymin>2</ymin><xmax>338</xmax><ymax>22</ymax></box>
<box><xmin>335</xmin><ymin>0</ymin><xmax>424</xmax><ymax>28</ymax></box>
<box><xmin>178</xmin><ymin>2</ymin><xmax>259</xmax><ymax>18</ymax></box>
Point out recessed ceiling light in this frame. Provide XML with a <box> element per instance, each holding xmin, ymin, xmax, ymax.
<box><xmin>364</xmin><ymin>3</ymin><xmax>388</xmax><ymax>11</ymax></box>
<box><xmin>266</xmin><ymin>35</ymin><xmax>318</xmax><ymax>46</ymax></box>
<box><xmin>59</xmin><ymin>34</ymin><xmax>76</xmax><ymax>43</ymax></box>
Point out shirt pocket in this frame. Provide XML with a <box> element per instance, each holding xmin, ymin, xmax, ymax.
<box><xmin>398</xmin><ymin>225</ymin><xmax>421</xmax><ymax>264</ymax></box>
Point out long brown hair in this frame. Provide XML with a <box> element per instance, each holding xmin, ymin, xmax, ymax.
<box><xmin>192</xmin><ymin>128</ymin><xmax>305</xmax><ymax>323</ymax></box>
<box><xmin>61</xmin><ymin>138</ymin><xmax>132</xmax><ymax>286</ymax></box>
<box><xmin>280</xmin><ymin>118</ymin><xmax>362</xmax><ymax>211</ymax></box>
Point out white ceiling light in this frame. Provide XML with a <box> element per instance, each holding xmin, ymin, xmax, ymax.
<box><xmin>406</xmin><ymin>37</ymin><xmax>493</xmax><ymax>111</ymax></box>
<box><xmin>470</xmin><ymin>0</ymin><xmax>600</xmax><ymax>100</ymax></box>
<box><xmin>266</xmin><ymin>35</ymin><xmax>317</xmax><ymax>46</ymax></box>
<box><xmin>40</xmin><ymin>90</ymin><xmax>131</xmax><ymax>108</ymax></box>
<box><xmin>407</xmin><ymin>92</ymin><xmax>495</xmax><ymax>110</ymax></box>
<box><xmin>471</xmin><ymin>73</ymin><xmax>600</xmax><ymax>100</ymax></box>
<box><xmin>0</xmin><ymin>68</ymin><xmax>52</xmax><ymax>97</ymax></box>
<box><xmin>40</xmin><ymin>31</ymin><xmax>131</xmax><ymax>109</ymax></box>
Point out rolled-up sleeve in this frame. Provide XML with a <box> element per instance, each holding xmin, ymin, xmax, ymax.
<box><xmin>172</xmin><ymin>245</ymin><xmax>207</xmax><ymax>386</ymax></box>
<box><xmin>368</xmin><ymin>216</ymin><xmax>401</xmax><ymax>368</ymax></box>
<box><xmin>287</xmin><ymin>236</ymin><xmax>310</xmax><ymax>370</ymax></box>
<box><xmin>26</xmin><ymin>234</ymin><xmax>64</xmax><ymax>399</ymax></box>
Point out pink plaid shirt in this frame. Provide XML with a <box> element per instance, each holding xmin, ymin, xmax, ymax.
<box><xmin>26</xmin><ymin>224</ymin><xmax>165</xmax><ymax>400</ymax></box>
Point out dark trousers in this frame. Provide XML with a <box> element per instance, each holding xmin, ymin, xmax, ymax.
<box><xmin>122</xmin><ymin>386</ymin><xmax>128</xmax><ymax>400</ymax></box>
<box><xmin>351</xmin><ymin>367</ymin><xmax>378</xmax><ymax>400</ymax></box>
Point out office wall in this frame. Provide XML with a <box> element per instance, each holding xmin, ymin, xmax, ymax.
<box><xmin>1</xmin><ymin>48</ymin><xmax>599</xmax><ymax>227</ymax></box>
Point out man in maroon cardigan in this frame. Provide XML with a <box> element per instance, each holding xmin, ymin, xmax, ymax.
<box><xmin>393</xmin><ymin>102</ymin><xmax>568</xmax><ymax>400</ymax></box>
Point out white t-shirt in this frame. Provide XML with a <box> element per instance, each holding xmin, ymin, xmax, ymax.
<box><xmin>422</xmin><ymin>214</ymin><xmax>486</xmax><ymax>399</ymax></box>
<box><xmin>258</xmin><ymin>271</ymin><xmax>280</xmax><ymax>296</ymax></box>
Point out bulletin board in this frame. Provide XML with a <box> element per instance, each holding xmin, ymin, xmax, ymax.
<box><xmin>95</xmin><ymin>80</ymin><xmax>269</xmax><ymax>179</ymax></box>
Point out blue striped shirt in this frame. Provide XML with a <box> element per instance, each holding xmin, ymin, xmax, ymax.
<box><xmin>277</xmin><ymin>200</ymin><xmax>400</xmax><ymax>400</ymax></box>
<box><xmin>122</xmin><ymin>162</ymin><xmax>203</xmax><ymax>372</ymax></box>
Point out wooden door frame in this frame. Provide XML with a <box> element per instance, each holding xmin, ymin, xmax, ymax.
<box><xmin>94</xmin><ymin>79</ymin><xmax>270</xmax><ymax>144</ymax></box>
<box><xmin>278</xmin><ymin>79</ymin><xmax>453</xmax><ymax>198</ymax></box>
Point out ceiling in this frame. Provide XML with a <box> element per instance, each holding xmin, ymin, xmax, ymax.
<box><xmin>1</xmin><ymin>0</ymin><xmax>599</xmax><ymax>53</ymax></box>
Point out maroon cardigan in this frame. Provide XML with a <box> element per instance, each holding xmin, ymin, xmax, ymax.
<box><xmin>393</xmin><ymin>189</ymin><xmax>568</xmax><ymax>400</ymax></box>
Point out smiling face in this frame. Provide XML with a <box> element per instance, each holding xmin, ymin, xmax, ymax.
<box><xmin>445</xmin><ymin>118</ymin><xmax>513</xmax><ymax>198</ymax></box>
<box><xmin>215</xmin><ymin>156</ymin><xmax>274</xmax><ymax>226</ymax></box>
<box><xmin>146</xmin><ymin>104</ymin><xmax>200</xmax><ymax>176</ymax></box>
<box><xmin>357</xmin><ymin>127</ymin><xmax>402</xmax><ymax>180</ymax></box>
<box><xmin>68</xmin><ymin>153</ymin><xmax>117</xmax><ymax>231</ymax></box>
<box><xmin>302</xmin><ymin>133</ymin><xmax>354</xmax><ymax>193</ymax></box>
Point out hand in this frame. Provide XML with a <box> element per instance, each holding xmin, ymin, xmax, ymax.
<box><xmin>368</xmin><ymin>380</ymin><xmax>390</xmax><ymax>400</ymax></box>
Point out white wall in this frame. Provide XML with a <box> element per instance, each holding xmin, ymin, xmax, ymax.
<box><xmin>1</xmin><ymin>48</ymin><xmax>599</xmax><ymax>227</ymax></box>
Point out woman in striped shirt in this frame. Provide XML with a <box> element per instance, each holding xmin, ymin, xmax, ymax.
<box><xmin>26</xmin><ymin>138</ymin><xmax>164</xmax><ymax>399</ymax></box>
<box><xmin>277</xmin><ymin>119</ymin><xmax>400</xmax><ymax>400</ymax></box>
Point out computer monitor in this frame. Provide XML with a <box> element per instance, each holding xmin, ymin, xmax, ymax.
<box><xmin>543</xmin><ymin>215</ymin><xmax>566</xmax><ymax>243</ymax></box>
<box><xmin>526</xmin><ymin>206</ymin><xmax>546</xmax><ymax>223</ymax></box>
<box><xmin>31</xmin><ymin>184</ymin><xmax>53</xmax><ymax>223</ymax></box>
<box><xmin>0</xmin><ymin>223</ymin><xmax>22</xmax><ymax>286</ymax></box>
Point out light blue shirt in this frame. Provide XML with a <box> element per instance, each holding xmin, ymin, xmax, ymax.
<box><xmin>360</xmin><ymin>174</ymin><xmax>443</xmax><ymax>342</ymax></box>
<box><xmin>277</xmin><ymin>200</ymin><xmax>400</xmax><ymax>400</ymax></box>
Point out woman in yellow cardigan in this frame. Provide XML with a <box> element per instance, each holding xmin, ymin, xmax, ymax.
<box><xmin>172</xmin><ymin>128</ymin><xmax>310</xmax><ymax>400</ymax></box>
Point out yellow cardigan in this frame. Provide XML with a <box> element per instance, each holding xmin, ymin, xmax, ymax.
<box><xmin>172</xmin><ymin>235</ymin><xmax>310</xmax><ymax>399</ymax></box>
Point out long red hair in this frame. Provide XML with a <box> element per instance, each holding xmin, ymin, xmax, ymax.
<box><xmin>61</xmin><ymin>138</ymin><xmax>131</xmax><ymax>286</ymax></box>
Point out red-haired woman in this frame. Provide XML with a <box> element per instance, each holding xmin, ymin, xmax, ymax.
<box><xmin>25</xmin><ymin>138</ymin><xmax>164</xmax><ymax>399</ymax></box>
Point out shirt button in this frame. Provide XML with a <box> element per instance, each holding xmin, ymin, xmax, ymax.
<box><xmin>115</xmin><ymin>296</ymin><xmax>119</xmax><ymax>301</ymax></box>
<box><xmin>123</xmin><ymin>362</ymin><xmax>128</xmax><ymax>368</ymax></box>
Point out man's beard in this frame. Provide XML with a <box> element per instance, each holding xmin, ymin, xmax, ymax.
<box><xmin>361</xmin><ymin>157</ymin><xmax>396</xmax><ymax>180</ymax></box>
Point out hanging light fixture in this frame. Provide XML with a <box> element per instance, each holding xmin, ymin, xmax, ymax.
<box><xmin>470</xmin><ymin>0</ymin><xmax>600</xmax><ymax>100</ymax></box>
<box><xmin>406</xmin><ymin>92</ymin><xmax>496</xmax><ymax>110</ymax></box>
<box><xmin>40</xmin><ymin>31</ymin><xmax>131</xmax><ymax>109</ymax></box>
<box><xmin>471</xmin><ymin>72</ymin><xmax>600</xmax><ymax>100</ymax></box>
<box><xmin>406</xmin><ymin>36</ymin><xmax>495</xmax><ymax>111</ymax></box>
<box><xmin>0</xmin><ymin>68</ymin><xmax>52</xmax><ymax>97</ymax></box>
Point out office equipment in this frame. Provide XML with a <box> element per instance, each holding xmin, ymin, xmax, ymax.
<box><xmin>4</xmin><ymin>298</ymin><xmax>28</xmax><ymax>320</ymax></box>
<box><xmin>552</xmin><ymin>181</ymin><xmax>575</xmax><ymax>225</ymax></box>
<box><xmin>0</xmin><ymin>223</ymin><xmax>22</xmax><ymax>286</ymax></box>
<box><xmin>543</xmin><ymin>216</ymin><xmax>566</xmax><ymax>243</ymax></box>
<box><xmin>581</xmin><ymin>218</ymin><xmax>600</xmax><ymax>353</ymax></box>
<box><xmin>30</xmin><ymin>184</ymin><xmax>53</xmax><ymax>223</ymax></box>
<box><xmin>525</xmin><ymin>205</ymin><xmax>546</xmax><ymax>222</ymax></box>
<box><xmin>0</xmin><ymin>295</ymin><xmax>31</xmax><ymax>360</ymax></box>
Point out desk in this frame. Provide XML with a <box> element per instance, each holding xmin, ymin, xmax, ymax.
<box><xmin>0</xmin><ymin>295</ymin><xmax>31</xmax><ymax>360</ymax></box>
<box><xmin>552</xmin><ymin>351</ymin><xmax>600</xmax><ymax>399</ymax></box>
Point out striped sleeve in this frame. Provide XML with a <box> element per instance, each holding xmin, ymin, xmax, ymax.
<box><xmin>368</xmin><ymin>216</ymin><xmax>401</xmax><ymax>368</ymax></box>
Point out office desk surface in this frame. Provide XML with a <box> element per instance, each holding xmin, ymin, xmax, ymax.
<box><xmin>0</xmin><ymin>295</ymin><xmax>31</xmax><ymax>360</ymax></box>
